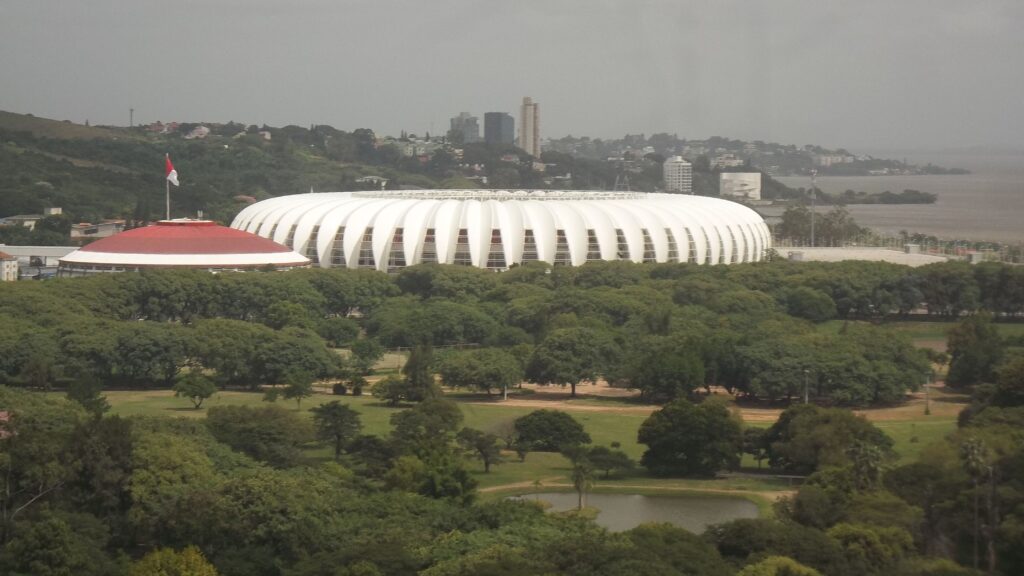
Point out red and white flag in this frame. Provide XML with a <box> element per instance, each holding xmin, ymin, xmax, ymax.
<box><xmin>165</xmin><ymin>154</ymin><xmax>179</xmax><ymax>186</ymax></box>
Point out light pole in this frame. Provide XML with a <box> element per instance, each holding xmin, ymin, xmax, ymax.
<box><xmin>924</xmin><ymin>371</ymin><xmax>932</xmax><ymax>416</ymax></box>
<box><xmin>803</xmin><ymin>369</ymin><xmax>810</xmax><ymax>405</ymax></box>
<box><xmin>809</xmin><ymin>169</ymin><xmax>817</xmax><ymax>248</ymax></box>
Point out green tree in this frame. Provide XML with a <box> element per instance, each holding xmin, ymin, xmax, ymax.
<box><xmin>638</xmin><ymin>398</ymin><xmax>742</xmax><ymax>476</ymax></box>
<box><xmin>173</xmin><ymin>370</ymin><xmax>217</xmax><ymax>409</ymax></box>
<box><xmin>513</xmin><ymin>409</ymin><xmax>591</xmax><ymax>452</ymax></box>
<box><xmin>764</xmin><ymin>404</ymin><xmax>894</xmax><ymax>474</ymax></box>
<box><xmin>526</xmin><ymin>327</ymin><xmax>615</xmax><ymax>397</ymax></box>
<box><xmin>0</xmin><ymin>512</ymin><xmax>118</xmax><ymax>576</ymax></box>
<box><xmin>438</xmin><ymin>348</ymin><xmax>523</xmax><ymax>396</ymax></box>
<box><xmin>310</xmin><ymin>401</ymin><xmax>363</xmax><ymax>460</ymax></box>
<box><xmin>350</xmin><ymin>338</ymin><xmax>384</xmax><ymax>375</ymax></box>
<box><xmin>206</xmin><ymin>404</ymin><xmax>314</xmax><ymax>467</ymax></box>
<box><xmin>622</xmin><ymin>336</ymin><xmax>705</xmax><ymax>402</ymax></box>
<box><xmin>65</xmin><ymin>378</ymin><xmax>110</xmax><ymax>419</ymax></box>
<box><xmin>736</xmin><ymin>556</ymin><xmax>822</xmax><ymax>576</ymax></box>
<box><xmin>947</xmin><ymin>313</ymin><xmax>1003</xmax><ymax>388</ymax></box>
<box><xmin>130</xmin><ymin>546</ymin><xmax>219</xmax><ymax>576</ymax></box>
<box><xmin>456</xmin><ymin>427</ymin><xmax>504</xmax><ymax>473</ymax></box>
<box><xmin>402</xmin><ymin>343</ymin><xmax>438</xmax><ymax>401</ymax></box>
<box><xmin>371</xmin><ymin>375</ymin><xmax>409</xmax><ymax>406</ymax></box>
<box><xmin>586</xmin><ymin>445</ymin><xmax>634</xmax><ymax>478</ymax></box>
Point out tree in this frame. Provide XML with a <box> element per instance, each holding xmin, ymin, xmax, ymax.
<box><xmin>743</xmin><ymin>428</ymin><xmax>769</xmax><ymax>469</ymax></box>
<box><xmin>173</xmin><ymin>370</ymin><xmax>217</xmax><ymax>409</ymax></box>
<box><xmin>736</xmin><ymin>556</ymin><xmax>822</xmax><ymax>576</ymax></box>
<box><xmin>130</xmin><ymin>546</ymin><xmax>219</xmax><ymax>576</ymax></box>
<box><xmin>638</xmin><ymin>398</ymin><xmax>742</xmax><ymax>477</ymax></box>
<box><xmin>993</xmin><ymin>357</ymin><xmax>1024</xmax><ymax>407</ymax></box>
<box><xmin>0</xmin><ymin>512</ymin><xmax>118</xmax><ymax>576</ymax></box>
<box><xmin>764</xmin><ymin>404</ymin><xmax>894</xmax><ymax>475</ymax></box>
<box><xmin>526</xmin><ymin>327</ymin><xmax>615</xmax><ymax>397</ymax></box>
<box><xmin>371</xmin><ymin>375</ymin><xmax>409</xmax><ymax>406</ymax></box>
<box><xmin>457</xmin><ymin>427</ymin><xmax>504</xmax><ymax>473</ymax></box>
<box><xmin>947</xmin><ymin>313</ymin><xmax>1002</xmax><ymax>388</ymax></box>
<box><xmin>513</xmin><ymin>409</ymin><xmax>591</xmax><ymax>452</ymax></box>
<box><xmin>310</xmin><ymin>401</ymin><xmax>362</xmax><ymax>460</ymax></box>
<box><xmin>438</xmin><ymin>348</ymin><xmax>523</xmax><ymax>396</ymax></box>
<box><xmin>264</xmin><ymin>369</ymin><xmax>315</xmax><ymax>410</ymax></box>
<box><xmin>206</xmin><ymin>404</ymin><xmax>314</xmax><ymax>467</ymax></box>
<box><xmin>402</xmin><ymin>344</ymin><xmax>438</xmax><ymax>401</ymax></box>
<box><xmin>622</xmin><ymin>337</ymin><xmax>705</xmax><ymax>402</ymax></box>
<box><xmin>65</xmin><ymin>378</ymin><xmax>110</xmax><ymax>419</ymax></box>
<box><xmin>350</xmin><ymin>338</ymin><xmax>385</xmax><ymax>375</ymax></box>
<box><xmin>586</xmin><ymin>445</ymin><xmax>634</xmax><ymax>478</ymax></box>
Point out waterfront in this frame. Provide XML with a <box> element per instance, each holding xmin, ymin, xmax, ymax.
<box><xmin>777</xmin><ymin>151</ymin><xmax>1024</xmax><ymax>243</ymax></box>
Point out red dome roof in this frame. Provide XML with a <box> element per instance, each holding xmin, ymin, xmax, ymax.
<box><xmin>79</xmin><ymin>220</ymin><xmax>293</xmax><ymax>255</ymax></box>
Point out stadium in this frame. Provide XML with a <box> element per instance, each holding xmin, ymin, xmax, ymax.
<box><xmin>231</xmin><ymin>190</ymin><xmax>771</xmax><ymax>272</ymax></box>
<box><xmin>57</xmin><ymin>219</ymin><xmax>310</xmax><ymax>276</ymax></box>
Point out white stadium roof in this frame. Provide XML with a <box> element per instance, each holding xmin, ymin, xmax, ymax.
<box><xmin>230</xmin><ymin>190</ymin><xmax>772</xmax><ymax>272</ymax></box>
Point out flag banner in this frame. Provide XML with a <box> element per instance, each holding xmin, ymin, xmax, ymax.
<box><xmin>165</xmin><ymin>154</ymin><xmax>179</xmax><ymax>186</ymax></box>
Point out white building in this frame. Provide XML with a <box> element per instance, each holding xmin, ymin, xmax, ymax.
<box><xmin>719</xmin><ymin>173</ymin><xmax>762</xmax><ymax>200</ymax></box>
<box><xmin>663</xmin><ymin>156</ymin><xmax>693</xmax><ymax>194</ymax></box>
<box><xmin>0</xmin><ymin>251</ymin><xmax>17</xmax><ymax>281</ymax></box>
<box><xmin>518</xmin><ymin>97</ymin><xmax>540</xmax><ymax>158</ymax></box>
<box><xmin>232</xmin><ymin>189</ymin><xmax>772</xmax><ymax>272</ymax></box>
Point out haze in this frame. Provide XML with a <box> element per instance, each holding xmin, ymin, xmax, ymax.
<box><xmin>1</xmin><ymin>0</ymin><xmax>1021</xmax><ymax>150</ymax></box>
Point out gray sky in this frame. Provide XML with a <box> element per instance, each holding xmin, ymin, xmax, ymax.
<box><xmin>1</xmin><ymin>0</ymin><xmax>1021</xmax><ymax>150</ymax></box>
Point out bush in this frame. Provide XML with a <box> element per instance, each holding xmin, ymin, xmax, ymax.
<box><xmin>332</xmin><ymin>383</ymin><xmax>348</xmax><ymax>395</ymax></box>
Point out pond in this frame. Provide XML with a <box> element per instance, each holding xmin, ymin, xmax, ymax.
<box><xmin>513</xmin><ymin>492</ymin><xmax>759</xmax><ymax>533</ymax></box>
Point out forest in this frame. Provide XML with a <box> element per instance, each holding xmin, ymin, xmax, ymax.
<box><xmin>1</xmin><ymin>259</ymin><xmax>1023</xmax><ymax>575</ymax></box>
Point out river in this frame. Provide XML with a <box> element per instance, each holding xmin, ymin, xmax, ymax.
<box><xmin>776</xmin><ymin>151</ymin><xmax>1024</xmax><ymax>243</ymax></box>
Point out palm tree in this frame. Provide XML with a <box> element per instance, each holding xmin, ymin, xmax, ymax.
<box><xmin>571</xmin><ymin>460</ymin><xmax>594</xmax><ymax>510</ymax></box>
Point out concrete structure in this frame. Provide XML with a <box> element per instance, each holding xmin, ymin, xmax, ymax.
<box><xmin>232</xmin><ymin>190</ymin><xmax>772</xmax><ymax>272</ymax></box>
<box><xmin>0</xmin><ymin>251</ymin><xmax>17</xmax><ymax>281</ymax></box>
<box><xmin>71</xmin><ymin>220</ymin><xmax>125</xmax><ymax>241</ymax></box>
<box><xmin>0</xmin><ymin>245</ymin><xmax>77</xmax><ymax>279</ymax></box>
<box><xmin>719</xmin><ymin>173</ymin><xmax>762</xmax><ymax>200</ymax></box>
<box><xmin>58</xmin><ymin>220</ymin><xmax>309</xmax><ymax>276</ymax></box>
<box><xmin>449</xmin><ymin>112</ymin><xmax>480</xmax><ymax>143</ymax></box>
<box><xmin>484</xmin><ymin>112</ymin><xmax>515</xmax><ymax>146</ymax></box>
<box><xmin>663</xmin><ymin>156</ymin><xmax>693</xmax><ymax>194</ymax></box>
<box><xmin>0</xmin><ymin>207</ymin><xmax>63</xmax><ymax>231</ymax></box>
<box><xmin>518</xmin><ymin>97</ymin><xmax>540</xmax><ymax>157</ymax></box>
<box><xmin>782</xmin><ymin>247</ymin><xmax>947</xmax><ymax>267</ymax></box>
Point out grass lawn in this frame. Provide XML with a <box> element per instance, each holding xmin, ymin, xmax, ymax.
<box><xmin>95</xmin><ymin>387</ymin><xmax>956</xmax><ymax>492</ymax></box>
<box><xmin>819</xmin><ymin>318</ymin><xmax>1024</xmax><ymax>349</ymax></box>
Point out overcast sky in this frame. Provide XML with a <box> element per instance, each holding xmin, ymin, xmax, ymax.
<box><xmin>1</xmin><ymin>0</ymin><xmax>1021</xmax><ymax>150</ymax></box>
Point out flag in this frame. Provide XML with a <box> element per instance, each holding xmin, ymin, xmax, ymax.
<box><xmin>165</xmin><ymin>154</ymin><xmax>179</xmax><ymax>186</ymax></box>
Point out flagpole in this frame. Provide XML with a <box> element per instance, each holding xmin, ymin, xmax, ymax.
<box><xmin>165</xmin><ymin>153</ymin><xmax>171</xmax><ymax>220</ymax></box>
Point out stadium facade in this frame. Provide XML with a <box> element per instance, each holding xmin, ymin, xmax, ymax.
<box><xmin>58</xmin><ymin>220</ymin><xmax>309</xmax><ymax>276</ymax></box>
<box><xmin>231</xmin><ymin>190</ymin><xmax>771</xmax><ymax>273</ymax></box>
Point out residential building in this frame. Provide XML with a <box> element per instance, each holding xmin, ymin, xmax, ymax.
<box><xmin>449</xmin><ymin>112</ymin><xmax>480</xmax><ymax>143</ymax></box>
<box><xmin>518</xmin><ymin>97</ymin><xmax>541</xmax><ymax>157</ymax></box>
<box><xmin>719</xmin><ymin>173</ymin><xmax>762</xmax><ymax>200</ymax></box>
<box><xmin>663</xmin><ymin>156</ymin><xmax>693</xmax><ymax>194</ymax></box>
<box><xmin>0</xmin><ymin>251</ymin><xmax>17</xmax><ymax>281</ymax></box>
<box><xmin>484</xmin><ymin>112</ymin><xmax>514</xmax><ymax>146</ymax></box>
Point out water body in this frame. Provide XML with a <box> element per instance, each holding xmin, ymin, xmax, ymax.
<box><xmin>776</xmin><ymin>151</ymin><xmax>1024</xmax><ymax>243</ymax></box>
<box><xmin>515</xmin><ymin>492</ymin><xmax>759</xmax><ymax>533</ymax></box>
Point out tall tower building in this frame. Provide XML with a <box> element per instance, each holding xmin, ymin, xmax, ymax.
<box><xmin>484</xmin><ymin>112</ymin><xmax>515</xmax><ymax>146</ymax></box>
<box><xmin>518</xmin><ymin>97</ymin><xmax>540</xmax><ymax>157</ymax></box>
<box><xmin>449</xmin><ymin>112</ymin><xmax>480</xmax><ymax>143</ymax></box>
<box><xmin>663</xmin><ymin>156</ymin><xmax>693</xmax><ymax>194</ymax></box>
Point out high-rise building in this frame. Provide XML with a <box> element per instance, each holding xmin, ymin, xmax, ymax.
<box><xmin>663</xmin><ymin>156</ymin><xmax>693</xmax><ymax>194</ymax></box>
<box><xmin>518</xmin><ymin>97</ymin><xmax>540</xmax><ymax>157</ymax></box>
<box><xmin>449</xmin><ymin>112</ymin><xmax>480</xmax><ymax>144</ymax></box>
<box><xmin>483</xmin><ymin>112</ymin><xmax>515</xmax><ymax>146</ymax></box>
